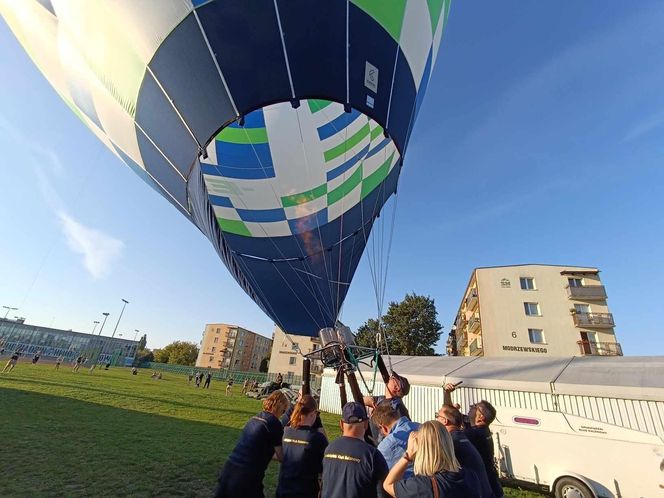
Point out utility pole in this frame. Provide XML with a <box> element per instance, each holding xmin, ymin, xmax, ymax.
<box><xmin>111</xmin><ymin>299</ymin><xmax>129</xmax><ymax>339</ymax></box>
<box><xmin>91</xmin><ymin>320</ymin><xmax>100</xmax><ymax>335</ymax></box>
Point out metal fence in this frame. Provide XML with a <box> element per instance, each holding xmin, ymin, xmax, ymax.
<box><xmin>141</xmin><ymin>363</ymin><xmax>321</xmax><ymax>389</ymax></box>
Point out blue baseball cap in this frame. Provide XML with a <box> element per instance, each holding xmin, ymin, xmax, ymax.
<box><xmin>342</xmin><ymin>401</ymin><xmax>367</xmax><ymax>423</ymax></box>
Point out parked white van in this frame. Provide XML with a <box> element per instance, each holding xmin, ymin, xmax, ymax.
<box><xmin>319</xmin><ymin>355</ymin><xmax>664</xmax><ymax>498</ymax></box>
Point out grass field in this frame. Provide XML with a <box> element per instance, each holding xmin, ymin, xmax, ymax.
<box><xmin>0</xmin><ymin>363</ymin><xmax>545</xmax><ymax>497</ymax></box>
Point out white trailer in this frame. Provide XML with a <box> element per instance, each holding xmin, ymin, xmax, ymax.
<box><xmin>319</xmin><ymin>355</ymin><xmax>664</xmax><ymax>498</ymax></box>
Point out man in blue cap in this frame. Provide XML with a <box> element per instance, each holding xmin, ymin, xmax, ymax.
<box><xmin>321</xmin><ymin>401</ymin><xmax>388</xmax><ymax>498</ymax></box>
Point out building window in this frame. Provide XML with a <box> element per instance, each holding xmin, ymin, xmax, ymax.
<box><xmin>524</xmin><ymin>302</ymin><xmax>541</xmax><ymax>316</ymax></box>
<box><xmin>520</xmin><ymin>277</ymin><xmax>536</xmax><ymax>290</ymax></box>
<box><xmin>211</xmin><ymin>347</ymin><xmax>216</xmax><ymax>353</ymax></box>
<box><xmin>291</xmin><ymin>342</ymin><xmax>299</xmax><ymax>351</ymax></box>
<box><xmin>214</xmin><ymin>337</ymin><xmax>218</xmax><ymax>343</ymax></box>
<box><xmin>500</xmin><ymin>278</ymin><xmax>511</xmax><ymax>288</ymax></box>
<box><xmin>574</xmin><ymin>304</ymin><xmax>590</xmax><ymax>314</ymax></box>
<box><xmin>568</xmin><ymin>277</ymin><xmax>584</xmax><ymax>288</ymax></box>
<box><xmin>216</xmin><ymin>328</ymin><xmax>220</xmax><ymax>333</ymax></box>
<box><xmin>289</xmin><ymin>356</ymin><xmax>297</xmax><ymax>365</ymax></box>
<box><xmin>528</xmin><ymin>329</ymin><xmax>545</xmax><ymax>344</ymax></box>
<box><xmin>209</xmin><ymin>356</ymin><xmax>214</xmax><ymax>362</ymax></box>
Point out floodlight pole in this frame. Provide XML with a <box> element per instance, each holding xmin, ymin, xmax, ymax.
<box><xmin>2</xmin><ymin>306</ymin><xmax>18</xmax><ymax>320</ymax></box>
<box><xmin>111</xmin><ymin>299</ymin><xmax>129</xmax><ymax>339</ymax></box>
<box><xmin>98</xmin><ymin>313</ymin><xmax>110</xmax><ymax>336</ymax></box>
<box><xmin>91</xmin><ymin>320</ymin><xmax>100</xmax><ymax>335</ymax></box>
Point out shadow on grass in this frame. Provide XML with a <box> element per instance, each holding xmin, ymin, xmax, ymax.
<box><xmin>0</xmin><ymin>388</ymin><xmax>241</xmax><ymax>497</ymax></box>
<box><xmin>6</xmin><ymin>376</ymin><xmax>255</xmax><ymax>420</ymax></box>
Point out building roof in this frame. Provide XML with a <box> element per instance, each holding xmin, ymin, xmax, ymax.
<box><xmin>328</xmin><ymin>355</ymin><xmax>664</xmax><ymax>401</ymax></box>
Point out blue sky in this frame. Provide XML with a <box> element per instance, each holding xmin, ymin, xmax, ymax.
<box><xmin>1</xmin><ymin>2</ymin><xmax>663</xmax><ymax>353</ymax></box>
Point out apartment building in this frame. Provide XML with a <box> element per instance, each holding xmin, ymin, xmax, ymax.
<box><xmin>447</xmin><ymin>265</ymin><xmax>621</xmax><ymax>358</ymax></box>
<box><xmin>268</xmin><ymin>327</ymin><xmax>324</xmax><ymax>384</ymax></box>
<box><xmin>196</xmin><ymin>323</ymin><xmax>272</xmax><ymax>371</ymax></box>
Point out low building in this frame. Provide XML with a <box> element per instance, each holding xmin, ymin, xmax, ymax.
<box><xmin>268</xmin><ymin>327</ymin><xmax>324</xmax><ymax>384</ymax></box>
<box><xmin>448</xmin><ymin>264</ymin><xmax>621</xmax><ymax>358</ymax></box>
<box><xmin>196</xmin><ymin>323</ymin><xmax>272</xmax><ymax>371</ymax></box>
<box><xmin>0</xmin><ymin>317</ymin><xmax>138</xmax><ymax>365</ymax></box>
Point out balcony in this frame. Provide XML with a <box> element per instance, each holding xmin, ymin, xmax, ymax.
<box><xmin>465</xmin><ymin>289</ymin><xmax>478</xmax><ymax>310</ymax></box>
<box><xmin>566</xmin><ymin>285</ymin><xmax>607</xmax><ymax>300</ymax></box>
<box><xmin>573</xmin><ymin>312</ymin><xmax>615</xmax><ymax>328</ymax></box>
<box><xmin>577</xmin><ymin>340</ymin><xmax>623</xmax><ymax>356</ymax></box>
<box><xmin>456</xmin><ymin>332</ymin><xmax>467</xmax><ymax>349</ymax></box>
<box><xmin>469</xmin><ymin>336</ymin><xmax>483</xmax><ymax>355</ymax></box>
<box><xmin>468</xmin><ymin>315</ymin><xmax>481</xmax><ymax>333</ymax></box>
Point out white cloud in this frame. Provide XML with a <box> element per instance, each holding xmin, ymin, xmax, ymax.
<box><xmin>58</xmin><ymin>211</ymin><xmax>124</xmax><ymax>279</ymax></box>
<box><xmin>622</xmin><ymin>109</ymin><xmax>664</xmax><ymax>142</ymax></box>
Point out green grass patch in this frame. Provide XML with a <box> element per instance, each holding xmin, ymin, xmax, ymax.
<box><xmin>0</xmin><ymin>364</ymin><xmax>545</xmax><ymax>497</ymax></box>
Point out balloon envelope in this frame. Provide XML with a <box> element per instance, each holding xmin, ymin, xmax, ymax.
<box><xmin>1</xmin><ymin>0</ymin><xmax>450</xmax><ymax>336</ymax></box>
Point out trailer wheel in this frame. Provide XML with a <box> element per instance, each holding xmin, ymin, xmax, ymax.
<box><xmin>554</xmin><ymin>477</ymin><xmax>594</xmax><ymax>498</ymax></box>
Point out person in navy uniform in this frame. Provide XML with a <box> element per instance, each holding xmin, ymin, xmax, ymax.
<box><xmin>382</xmin><ymin>421</ymin><xmax>481</xmax><ymax>498</ymax></box>
<box><xmin>444</xmin><ymin>383</ymin><xmax>504</xmax><ymax>498</ymax></box>
<box><xmin>276</xmin><ymin>394</ymin><xmax>328</xmax><ymax>498</ymax></box>
<box><xmin>364</xmin><ymin>372</ymin><xmax>411</xmax><ymax>444</ymax></box>
<box><xmin>321</xmin><ymin>401</ymin><xmax>388</xmax><ymax>498</ymax></box>
<box><xmin>281</xmin><ymin>389</ymin><xmax>325</xmax><ymax>436</ymax></box>
<box><xmin>214</xmin><ymin>390</ymin><xmax>290</xmax><ymax>498</ymax></box>
<box><xmin>436</xmin><ymin>405</ymin><xmax>494</xmax><ymax>497</ymax></box>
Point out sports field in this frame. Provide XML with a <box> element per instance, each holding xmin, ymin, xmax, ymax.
<box><xmin>0</xmin><ymin>363</ymin><xmax>543</xmax><ymax>497</ymax></box>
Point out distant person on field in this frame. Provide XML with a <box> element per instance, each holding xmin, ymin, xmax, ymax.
<box><xmin>275</xmin><ymin>372</ymin><xmax>283</xmax><ymax>386</ymax></box>
<box><xmin>55</xmin><ymin>356</ymin><xmax>63</xmax><ymax>370</ymax></box>
<box><xmin>437</xmin><ymin>404</ymin><xmax>494</xmax><ymax>498</ymax></box>
<box><xmin>242</xmin><ymin>379</ymin><xmax>250</xmax><ymax>394</ymax></box>
<box><xmin>382</xmin><ymin>420</ymin><xmax>481</xmax><ymax>498</ymax></box>
<box><xmin>226</xmin><ymin>377</ymin><xmax>234</xmax><ymax>396</ymax></box>
<box><xmin>214</xmin><ymin>390</ymin><xmax>289</xmax><ymax>498</ymax></box>
<box><xmin>32</xmin><ymin>351</ymin><xmax>41</xmax><ymax>364</ymax></box>
<box><xmin>444</xmin><ymin>383</ymin><xmax>503</xmax><ymax>498</ymax></box>
<box><xmin>131</xmin><ymin>367</ymin><xmax>138</xmax><ymax>375</ymax></box>
<box><xmin>2</xmin><ymin>351</ymin><xmax>20</xmax><ymax>373</ymax></box>
<box><xmin>195</xmin><ymin>372</ymin><xmax>202</xmax><ymax>387</ymax></box>
<box><xmin>276</xmin><ymin>394</ymin><xmax>328</xmax><ymax>498</ymax></box>
<box><xmin>204</xmin><ymin>369</ymin><xmax>212</xmax><ymax>389</ymax></box>
<box><xmin>371</xmin><ymin>402</ymin><xmax>420</xmax><ymax>477</ymax></box>
<box><xmin>321</xmin><ymin>401</ymin><xmax>388</xmax><ymax>498</ymax></box>
<box><xmin>364</xmin><ymin>371</ymin><xmax>411</xmax><ymax>445</ymax></box>
<box><xmin>73</xmin><ymin>355</ymin><xmax>83</xmax><ymax>372</ymax></box>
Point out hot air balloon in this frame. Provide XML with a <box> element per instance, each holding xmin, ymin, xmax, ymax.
<box><xmin>1</xmin><ymin>1</ymin><xmax>450</xmax><ymax>339</ymax></box>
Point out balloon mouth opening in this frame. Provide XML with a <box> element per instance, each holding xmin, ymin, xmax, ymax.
<box><xmin>200</xmin><ymin>98</ymin><xmax>401</xmax><ymax>239</ymax></box>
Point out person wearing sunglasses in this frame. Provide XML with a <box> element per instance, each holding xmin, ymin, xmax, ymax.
<box><xmin>277</xmin><ymin>394</ymin><xmax>328</xmax><ymax>498</ymax></box>
<box><xmin>444</xmin><ymin>383</ymin><xmax>503</xmax><ymax>498</ymax></box>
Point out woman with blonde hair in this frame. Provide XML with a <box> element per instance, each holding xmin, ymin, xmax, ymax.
<box><xmin>383</xmin><ymin>420</ymin><xmax>481</xmax><ymax>498</ymax></box>
<box><xmin>215</xmin><ymin>390</ymin><xmax>290</xmax><ymax>498</ymax></box>
<box><xmin>276</xmin><ymin>394</ymin><xmax>328</xmax><ymax>498</ymax></box>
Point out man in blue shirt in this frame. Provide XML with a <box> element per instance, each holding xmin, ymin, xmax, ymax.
<box><xmin>371</xmin><ymin>403</ymin><xmax>419</xmax><ymax>478</ymax></box>
<box><xmin>364</xmin><ymin>371</ymin><xmax>411</xmax><ymax>445</ymax></box>
<box><xmin>322</xmin><ymin>402</ymin><xmax>388</xmax><ymax>498</ymax></box>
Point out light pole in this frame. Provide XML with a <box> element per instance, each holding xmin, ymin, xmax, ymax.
<box><xmin>91</xmin><ymin>320</ymin><xmax>100</xmax><ymax>335</ymax></box>
<box><xmin>98</xmin><ymin>313</ymin><xmax>110</xmax><ymax>336</ymax></box>
<box><xmin>111</xmin><ymin>299</ymin><xmax>129</xmax><ymax>339</ymax></box>
<box><xmin>2</xmin><ymin>306</ymin><xmax>18</xmax><ymax>320</ymax></box>
<box><xmin>134</xmin><ymin>329</ymin><xmax>140</xmax><ymax>341</ymax></box>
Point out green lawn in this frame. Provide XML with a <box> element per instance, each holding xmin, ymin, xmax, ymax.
<box><xmin>0</xmin><ymin>364</ymin><xmax>545</xmax><ymax>497</ymax></box>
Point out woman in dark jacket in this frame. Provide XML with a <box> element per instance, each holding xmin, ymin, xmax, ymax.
<box><xmin>276</xmin><ymin>394</ymin><xmax>328</xmax><ymax>498</ymax></box>
<box><xmin>383</xmin><ymin>420</ymin><xmax>481</xmax><ymax>498</ymax></box>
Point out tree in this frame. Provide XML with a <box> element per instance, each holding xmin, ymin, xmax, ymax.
<box><xmin>153</xmin><ymin>341</ymin><xmax>199</xmax><ymax>366</ymax></box>
<box><xmin>354</xmin><ymin>318</ymin><xmax>380</xmax><ymax>349</ymax></box>
<box><xmin>355</xmin><ymin>293</ymin><xmax>442</xmax><ymax>356</ymax></box>
<box><xmin>134</xmin><ymin>348</ymin><xmax>154</xmax><ymax>366</ymax></box>
<box><xmin>137</xmin><ymin>334</ymin><xmax>147</xmax><ymax>351</ymax></box>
